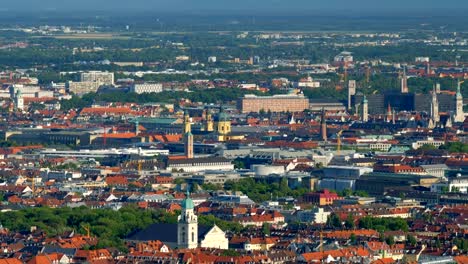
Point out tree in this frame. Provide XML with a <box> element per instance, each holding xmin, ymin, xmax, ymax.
<box><xmin>407</xmin><ymin>234</ymin><xmax>417</xmax><ymax>246</ymax></box>
<box><xmin>350</xmin><ymin>233</ymin><xmax>357</xmax><ymax>245</ymax></box>
<box><xmin>328</xmin><ymin>214</ymin><xmax>342</xmax><ymax>229</ymax></box>
<box><xmin>345</xmin><ymin>213</ymin><xmax>355</xmax><ymax>229</ymax></box>
<box><xmin>386</xmin><ymin>236</ymin><xmax>395</xmax><ymax>246</ymax></box>
<box><xmin>262</xmin><ymin>223</ymin><xmax>271</xmax><ymax>236</ymax></box>
<box><xmin>340</xmin><ymin>189</ymin><xmax>353</xmax><ymax>197</ymax></box>
<box><xmin>419</xmin><ymin>144</ymin><xmax>437</xmax><ymax>151</ymax></box>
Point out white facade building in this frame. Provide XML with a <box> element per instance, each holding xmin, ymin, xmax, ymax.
<box><xmin>131</xmin><ymin>83</ymin><xmax>163</xmax><ymax>94</ymax></box>
<box><xmin>80</xmin><ymin>71</ymin><xmax>114</xmax><ymax>85</ymax></box>
<box><xmin>297</xmin><ymin>207</ymin><xmax>331</xmax><ymax>224</ymax></box>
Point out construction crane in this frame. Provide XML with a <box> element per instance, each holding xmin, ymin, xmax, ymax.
<box><xmin>337</xmin><ymin>130</ymin><xmax>343</xmax><ymax>155</ymax></box>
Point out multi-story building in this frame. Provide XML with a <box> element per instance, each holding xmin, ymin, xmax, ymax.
<box><xmin>296</xmin><ymin>207</ymin><xmax>331</xmax><ymax>224</ymax></box>
<box><xmin>80</xmin><ymin>71</ymin><xmax>114</xmax><ymax>85</ymax></box>
<box><xmin>411</xmin><ymin>137</ymin><xmax>445</xmax><ymax>149</ymax></box>
<box><xmin>301</xmin><ymin>189</ymin><xmax>343</xmax><ymax>206</ymax></box>
<box><xmin>68</xmin><ymin>81</ymin><xmax>101</xmax><ymax>95</ymax></box>
<box><xmin>238</xmin><ymin>94</ymin><xmax>309</xmax><ymax>113</ymax></box>
<box><xmin>131</xmin><ymin>83</ymin><xmax>163</xmax><ymax>94</ymax></box>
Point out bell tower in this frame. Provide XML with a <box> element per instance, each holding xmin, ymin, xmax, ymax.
<box><xmin>177</xmin><ymin>190</ymin><xmax>198</xmax><ymax>249</ymax></box>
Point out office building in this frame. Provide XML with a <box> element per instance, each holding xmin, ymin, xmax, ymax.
<box><xmin>80</xmin><ymin>71</ymin><xmax>114</xmax><ymax>85</ymax></box>
<box><xmin>68</xmin><ymin>81</ymin><xmax>101</xmax><ymax>95</ymax></box>
<box><xmin>131</xmin><ymin>83</ymin><xmax>163</xmax><ymax>94</ymax></box>
<box><xmin>348</xmin><ymin>80</ymin><xmax>356</xmax><ymax>110</ymax></box>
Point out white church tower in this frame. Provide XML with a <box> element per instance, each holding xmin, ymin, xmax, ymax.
<box><xmin>177</xmin><ymin>190</ymin><xmax>198</xmax><ymax>249</ymax></box>
<box><xmin>14</xmin><ymin>89</ymin><xmax>24</xmax><ymax>111</ymax></box>
<box><xmin>454</xmin><ymin>80</ymin><xmax>465</xmax><ymax>123</ymax></box>
<box><xmin>361</xmin><ymin>96</ymin><xmax>369</xmax><ymax>122</ymax></box>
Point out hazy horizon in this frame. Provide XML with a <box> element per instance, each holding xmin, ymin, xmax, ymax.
<box><xmin>2</xmin><ymin>0</ymin><xmax>468</xmax><ymax>13</ymax></box>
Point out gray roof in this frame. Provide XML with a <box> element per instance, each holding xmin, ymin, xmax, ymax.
<box><xmin>126</xmin><ymin>223</ymin><xmax>211</xmax><ymax>243</ymax></box>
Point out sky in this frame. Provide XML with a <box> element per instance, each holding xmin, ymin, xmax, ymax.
<box><xmin>3</xmin><ymin>0</ymin><xmax>468</xmax><ymax>13</ymax></box>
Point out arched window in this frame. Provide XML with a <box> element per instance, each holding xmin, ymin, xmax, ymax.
<box><xmin>192</xmin><ymin>232</ymin><xmax>195</xmax><ymax>242</ymax></box>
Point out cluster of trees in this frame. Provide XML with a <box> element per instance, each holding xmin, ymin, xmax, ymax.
<box><xmin>358</xmin><ymin>216</ymin><xmax>409</xmax><ymax>232</ymax></box>
<box><xmin>0</xmin><ymin>205</ymin><xmax>239</xmax><ymax>250</ymax></box>
<box><xmin>223</xmin><ymin>177</ymin><xmax>309</xmax><ymax>203</ymax></box>
<box><xmin>440</xmin><ymin>142</ymin><xmax>468</xmax><ymax>153</ymax></box>
<box><xmin>329</xmin><ymin>214</ymin><xmax>409</xmax><ymax>232</ymax></box>
<box><xmin>61</xmin><ymin>87</ymin><xmax>268</xmax><ymax>111</ymax></box>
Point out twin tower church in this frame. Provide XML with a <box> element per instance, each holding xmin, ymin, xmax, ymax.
<box><xmin>128</xmin><ymin>191</ymin><xmax>229</xmax><ymax>250</ymax></box>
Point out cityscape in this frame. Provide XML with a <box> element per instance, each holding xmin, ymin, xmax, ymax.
<box><xmin>0</xmin><ymin>1</ymin><xmax>466</xmax><ymax>264</ymax></box>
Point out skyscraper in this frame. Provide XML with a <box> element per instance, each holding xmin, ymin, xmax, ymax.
<box><xmin>348</xmin><ymin>80</ymin><xmax>356</xmax><ymax>110</ymax></box>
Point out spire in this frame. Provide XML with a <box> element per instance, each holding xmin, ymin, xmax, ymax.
<box><xmin>457</xmin><ymin>79</ymin><xmax>462</xmax><ymax>97</ymax></box>
<box><xmin>182</xmin><ymin>188</ymin><xmax>194</xmax><ymax>210</ymax></box>
<box><xmin>401</xmin><ymin>67</ymin><xmax>408</xmax><ymax>93</ymax></box>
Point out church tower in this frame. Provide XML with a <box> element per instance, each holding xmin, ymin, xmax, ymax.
<box><xmin>454</xmin><ymin>80</ymin><xmax>465</xmax><ymax>123</ymax></box>
<box><xmin>14</xmin><ymin>89</ymin><xmax>24</xmax><ymax>111</ymax></box>
<box><xmin>205</xmin><ymin>110</ymin><xmax>214</xmax><ymax>132</ymax></box>
<box><xmin>361</xmin><ymin>96</ymin><xmax>369</xmax><ymax>122</ymax></box>
<box><xmin>216</xmin><ymin>107</ymin><xmax>231</xmax><ymax>141</ymax></box>
<box><xmin>401</xmin><ymin>67</ymin><xmax>408</xmax><ymax>93</ymax></box>
<box><xmin>183</xmin><ymin>111</ymin><xmax>194</xmax><ymax>159</ymax></box>
<box><xmin>178</xmin><ymin>190</ymin><xmax>198</xmax><ymax>249</ymax></box>
<box><xmin>431</xmin><ymin>86</ymin><xmax>440</xmax><ymax>123</ymax></box>
<box><xmin>183</xmin><ymin>111</ymin><xmax>191</xmax><ymax>134</ymax></box>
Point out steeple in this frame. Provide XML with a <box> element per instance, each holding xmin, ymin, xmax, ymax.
<box><xmin>401</xmin><ymin>67</ymin><xmax>408</xmax><ymax>93</ymax></box>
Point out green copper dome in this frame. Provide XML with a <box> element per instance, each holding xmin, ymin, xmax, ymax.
<box><xmin>181</xmin><ymin>190</ymin><xmax>194</xmax><ymax>210</ymax></box>
<box><xmin>218</xmin><ymin>111</ymin><xmax>230</xmax><ymax>122</ymax></box>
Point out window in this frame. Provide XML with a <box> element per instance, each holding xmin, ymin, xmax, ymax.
<box><xmin>192</xmin><ymin>232</ymin><xmax>195</xmax><ymax>242</ymax></box>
